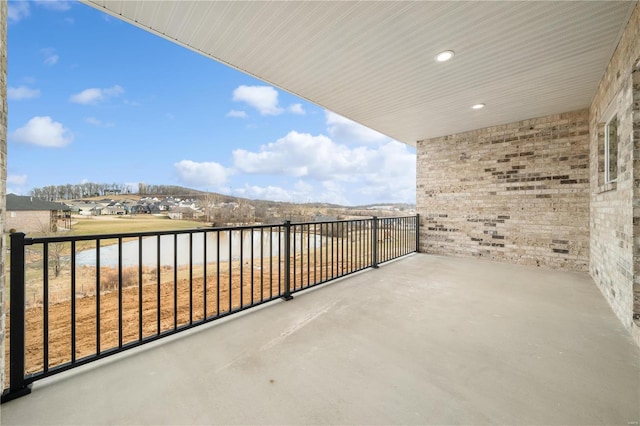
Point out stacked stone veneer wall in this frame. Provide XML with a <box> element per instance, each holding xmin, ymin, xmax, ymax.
<box><xmin>416</xmin><ymin>110</ymin><xmax>590</xmax><ymax>271</ymax></box>
<box><xmin>1</xmin><ymin>0</ymin><xmax>7</xmax><ymax>393</ymax></box>
<box><xmin>589</xmin><ymin>3</ymin><xmax>640</xmax><ymax>345</ymax></box>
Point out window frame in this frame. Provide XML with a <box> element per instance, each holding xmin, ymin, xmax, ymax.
<box><xmin>604</xmin><ymin>113</ymin><xmax>619</xmax><ymax>184</ymax></box>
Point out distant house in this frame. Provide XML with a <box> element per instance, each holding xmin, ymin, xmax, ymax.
<box><xmin>168</xmin><ymin>206</ymin><xmax>202</xmax><ymax>220</ymax></box>
<box><xmin>68</xmin><ymin>202</ymin><xmax>104</xmax><ymax>216</ymax></box>
<box><xmin>6</xmin><ymin>194</ymin><xmax>71</xmax><ymax>233</ymax></box>
<box><xmin>105</xmin><ymin>202</ymin><xmax>126</xmax><ymax>215</ymax></box>
<box><xmin>130</xmin><ymin>204</ymin><xmax>151</xmax><ymax>214</ymax></box>
<box><xmin>105</xmin><ymin>205</ymin><xmax>126</xmax><ymax>215</ymax></box>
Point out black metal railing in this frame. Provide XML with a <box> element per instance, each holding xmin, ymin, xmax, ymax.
<box><xmin>2</xmin><ymin>215</ymin><xmax>418</xmax><ymax>402</ymax></box>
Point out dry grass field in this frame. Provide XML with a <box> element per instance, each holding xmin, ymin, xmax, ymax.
<box><xmin>67</xmin><ymin>215</ymin><xmax>206</xmax><ymax>236</ymax></box>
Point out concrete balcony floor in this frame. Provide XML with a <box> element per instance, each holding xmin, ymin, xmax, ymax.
<box><xmin>1</xmin><ymin>254</ymin><xmax>638</xmax><ymax>425</ymax></box>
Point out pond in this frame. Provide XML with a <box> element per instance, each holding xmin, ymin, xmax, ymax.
<box><xmin>74</xmin><ymin>230</ymin><xmax>324</xmax><ymax>268</ymax></box>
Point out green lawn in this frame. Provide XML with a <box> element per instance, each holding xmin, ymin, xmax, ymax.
<box><xmin>67</xmin><ymin>215</ymin><xmax>207</xmax><ymax>236</ymax></box>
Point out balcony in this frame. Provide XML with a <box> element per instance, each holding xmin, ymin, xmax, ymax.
<box><xmin>2</xmin><ymin>252</ymin><xmax>638</xmax><ymax>425</ymax></box>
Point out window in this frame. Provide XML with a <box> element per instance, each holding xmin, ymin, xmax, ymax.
<box><xmin>605</xmin><ymin>115</ymin><xmax>618</xmax><ymax>183</ymax></box>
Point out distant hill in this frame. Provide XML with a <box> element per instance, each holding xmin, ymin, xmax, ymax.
<box><xmin>71</xmin><ymin>190</ymin><xmax>415</xmax><ymax>211</ymax></box>
<box><xmin>45</xmin><ymin>181</ymin><xmax>414</xmax><ymax>215</ymax></box>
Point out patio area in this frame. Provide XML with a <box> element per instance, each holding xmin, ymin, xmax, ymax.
<box><xmin>1</xmin><ymin>253</ymin><xmax>638</xmax><ymax>425</ymax></box>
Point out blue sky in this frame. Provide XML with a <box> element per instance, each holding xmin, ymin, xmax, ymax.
<box><xmin>7</xmin><ymin>1</ymin><xmax>416</xmax><ymax>206</ymax></box>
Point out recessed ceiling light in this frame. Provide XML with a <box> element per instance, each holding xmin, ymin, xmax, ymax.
<box><xmin>435</xmin><ymin>50</ymin><xmax>455</xmax><ymax>62</ymax></box>
<box><xmin>472</xmin><ymin>103</ymin><xmax>486</xmax><ymax>110</ymax></box>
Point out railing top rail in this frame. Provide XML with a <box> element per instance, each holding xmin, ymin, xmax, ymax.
<box><xmin>19</xmin><ymin>216</ymin><xmax>416</xmax><ymax>245</ymax></box>
<box><xmin>290</xmin><ymin>218</ymin><xmax>374</xmax><ymax>226</ymax></box>
<box><xmin>22</xmin><ymin>223</ymin><xmax>285</xmax><ymax>245</ymax></box>
<box><xmin>376</xmin><ymin>215</ymin><xmax>417</xmax><ymax>220</ymax></box>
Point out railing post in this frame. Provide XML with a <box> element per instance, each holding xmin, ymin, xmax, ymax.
<box><xmin>1</xmin><ymin>232</ymin><xmax>32</xmax><ymax>403</ymax></box>
<box><xmin>281</xmin><ymin>221</ymin><xmax>294</xmax><ymax>301</ymax></box>
<box><xmin>415</xmin><ymin>214</ymin><xmax>420</xmax><ymax>253</ymax></box>
<box><xmin>372</xmin><ymin>216</ymin><xmax>379</xmax><ymax>269</ymax></box>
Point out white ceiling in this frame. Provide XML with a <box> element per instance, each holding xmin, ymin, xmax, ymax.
<box><xmin>83</xmin><ymin>1</ymin><xmax>636</xmax><ymax>146</ymax></box>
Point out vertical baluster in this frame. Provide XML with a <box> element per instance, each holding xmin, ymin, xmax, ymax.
<box><xmin>324</xmin><ymin>223</ymin><xmax>328</xmax><ymax>281</ymax></box>
<box><xmin>292</xmin><ymin>224</ymin><xmax>296</xmax><ymax>291</ymax></box>
<box><xmin>250</xmin><ymin>228</ymin><xmax>254</xmax><ymax>305</ymax></box>
<box><xmin>240</xmin><ymin>229</ymin><xmax>244</xmax><ymax>308</ymax></box>
<box><xmin>260</xmin><ymin>228</ymin><xmax>264</xmax><ymax>302</ymax></box>
<box><xmin>96</xmin><ymin>239</ymin><xmax>101</xmax><ymax>354</ymax></box>
<box><xmin>118</xmin><ymin>237</ymin><xmax>123</xmax><ymax>348</ymax></box>
<box><xmin>43</xmin><ymin>243</ymin><xmax>49</xmax><ymax>373</ymax></box>
<box><xmin>269</xmin><ymin>227</ymin><xmax>273</xmax><ymax>299</ymax></box>
<box><xmin>278</xmin><ymin>226</ymin><xmax>282</xmax><ymax>295</ymax></box>
<box><xmin>204</xmin><ymin>231</ymin><xmax>208</xmax><ymax>319</ymax></box>
<box><xmin>216</xmin><ymin>231</ymin><xmax>220</xmax><ymax>317</ymax></box>
<box><xmin>71</xmin><ymin>240</ymin><xmax>76</xmax><ymax>364</ymax></box>
<box><xmin>334</xmin><ymin>222</ymin><xmax>338</xmax><ymax>277</ymax></box>
<box><xmin>189</xmin><ymin>232</ymin><xmax>193</xmax><ymax>325</ymax></box>
<box><xmin>138</xmin><ymin>236</ymin><xmax>143</xmax><ymax>341</ymax></box>
<box><xmin>307</xmin><ymin>224</ymin><xmax>310</xmax><ymax>288</ymax></box>
<box><xmin>282</xmin><ymin>221</ymin><xmax>293</xmax><ymax>301</ymax></box>
<box><xmin>341</xmin><ymin>221</ymin><xmax>345</xmax><ymax>276</ymax></box>
<box><xmin>416</xmin><ymin>214</ymin><xmax>420</xmax><ymax>253</ymax></box>
<box><xmin>156</xmin><ymin>235</ymin><xmax>161</xmax><ymax>335</ymax></box>
<box><xmin>228</xmin><ymin>230</ymin><xmax>232</xmax><ymax>312</ymax></box>
<box><xmin>173</xmin><ymin>234</ymin><xmax>178</xmax><ymax>330</ymax></box>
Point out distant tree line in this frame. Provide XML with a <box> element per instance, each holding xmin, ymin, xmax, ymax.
<box><xmin>30</xmin><ymin>182</ymin><xmax>131</xmax><ymax>201</ymax></box>
<box><xmin>29</xmin><ymin>182</ymin><xmax>205</xmax><ymax>201</ymax></box>
<box><xmin>139</xmin><ymin>184</ymin><xmax>202</xmax><ymax>197</ymax></box>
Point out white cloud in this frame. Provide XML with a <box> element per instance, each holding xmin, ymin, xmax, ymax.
<box><xmin>8</xmin><ymin>1</ymin><xmax>30</xmax><ymax>22</ymax></box>
<box><xmin>232</xmin><ymin>85</ymin><xmax>283</xmax><ymax>116</ymax></box>
<box><xmin>233</xmin><ymin>131</ymin><xmax>416</xmax><ymax>204</ymax></box>
<box><xmin>84</xmin><ymin>117</ymin><xmax>114</xmax><ymax>128</ymax></box>
<box><xmin>34</xmin><ymin>0</ymin><xmax>72</xmax><ymax>11</ymax></box>
<box><xmin>70</xmin><ymin>85</ymin><xmax>124</xmax><ymax>104</ymax></box>
<box><xmin>226</xmin><ymin>110</ymin><xmax>248</xmax><ymax>119</ymax></box>
<box><xmin>7</xmin><ymin>174</ymin><xmax>28</xmax><ymax>186</ymax></box>
<box><xmin>325</xmin><ymin>110</ymin><xmax>390</xmax><ymax>145</ymax></box>
<box><xmin>8</xmin><ymin>1</ymin><xmax>71</xmax><ymax>24</ymax></box>
<box><xmin>45</xmin><ymin>55</ymin><xmax>59</xmax><ymax>65</ymax></box>
<box><xmin>174</xmin><ymin>160</ymin><xmax>232</xmax><ymax>188</ymax></box>
<box><xmin>10</xmin><ymin>116</ymin><xmax>73</xmax><ymax>148</ymax></box>
<box><xmin>233</xmin><ymin>181</ymin><xmax>353</xmax><ymax>205</ymax></box>
<box><xmin>288</xmin><ymin>103</ymin><xmax>306</xmax><ymax>115</ymax></box>
<box><xmin>7</xmin><ymin>174</ymin><xmax>29</xmax><ymax>195</ymax></box>
<box><xmin>234</xmin><ymin>184</ymin><xmax>297</xmax><ymax>203</ymax></box>
<box><xmin>8</xmin><ymin>86</ymin><xmax>40</xmax><ymax>100</ymax></box>
<box><xmin>41</xmin><ymin>48</ymin><xmax>59</xmax><ymax>66</ymax></box>
<box><xmin>233</xmin><ymin>131</ymin><xmax>363</xmax><ymax>180</ymax></box>
<box><xmin>358</xmin><ymin>141</ymin><xmax>416</xmax><ymax>203</ymax></box>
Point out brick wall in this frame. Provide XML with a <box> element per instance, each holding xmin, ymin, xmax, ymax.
<box><xmin>416</xmin><ymin>110</ymin><xmax>590</xmax><ymax>271</ymax></box>
<box><xmin>589</xmin><ymin>3</ymin><xmax>640</xmax><ymax>345</ymax></box>
<box><xmin>7</xmin><ymin>210</ymin><xmax>52</xmax><ymax>234</ymax></box>
<box><xmin>1</xmin><ymin>0</ymin><xmax>7</xmax><ymax>394</ymax></box>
